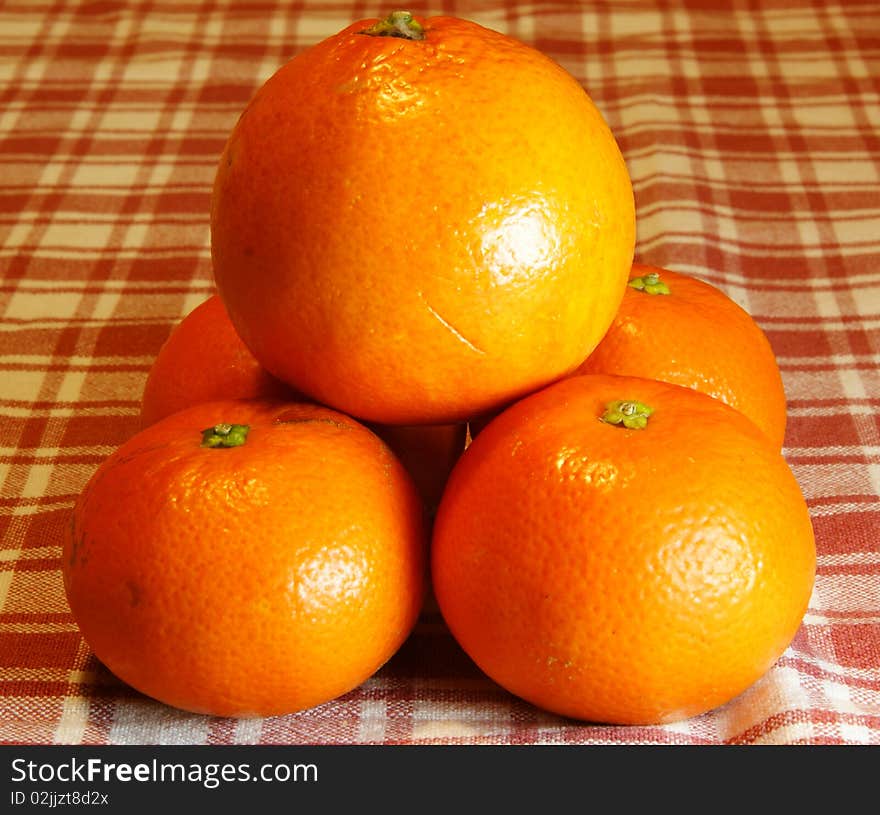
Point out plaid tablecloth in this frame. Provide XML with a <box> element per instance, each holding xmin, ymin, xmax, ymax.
<box><xmin>1</xmin><ymin>0</ymin><xmax>878</xmax><ymax>746</ymax></box>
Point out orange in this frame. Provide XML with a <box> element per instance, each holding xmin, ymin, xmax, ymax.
<box><xmin>432</xmin><ymin>373</ymin><xmax>815</xmax><ymax>725</ymax></box>
<box><xmin>140</xmin><ymin>294</ymin><xmax>298</xmax><ymax>428</ymax></box>
<box><xmin>210</xmin><ymin>11</ymin><xmax>635</xmax><ymax>425</ymax></box>
<box><xmin>140</xmin><ymin>294</ymin><xmax>466</xmax><ymax>512</ymax></box>
<box><xmin>63</xmin><ymin>399</ymin><xmax>427</xmax><ymax>717</ymax></box>
<box><xmin>575</xmin><ymin>263</ymin><xmax>788</xmax><ymax>447</ymax></box>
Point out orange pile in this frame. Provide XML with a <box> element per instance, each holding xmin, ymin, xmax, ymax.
<box><xmin>63</xmin><ymin>11</ymin><xmax>815</xmax><ymax>725</ymax></box>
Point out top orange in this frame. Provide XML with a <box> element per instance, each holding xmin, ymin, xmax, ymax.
<box><xmin>211</xmin><ymin>11</ymin><xmax>636</xmax><ymax>425</ymax></box>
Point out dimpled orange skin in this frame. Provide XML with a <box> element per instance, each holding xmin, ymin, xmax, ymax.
<box><xmin>576</xmin><ymin>264</ymin><xmax>788</xmax><ymax>448</ymax></box>
<box><xmin>139</xmin><ymin>294</ymin><xmax>467</xmax><ymax>513</ymax></box>
<box><xmin>210</xmin><ymin>13</ymin><xmax>636</xmax><ymax>425</ymax></box>
<box><xmin>63</xmin><ymin>399</ymin><xmax>427</xmax><ymax>718</ymax></box>
<box><xmin>431</xmin><ymin>374</ymin><xmax>816</xmax><ymax>725</ymax></box>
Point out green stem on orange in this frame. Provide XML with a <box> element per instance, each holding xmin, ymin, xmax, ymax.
<box><xmin>361</xmin><ymin>10</ymin><xmax>425</xmax><ymax>40</ymax></box>
<box><xmin>200</xmin><ymin>423</ymin><xmax>250</xmax><ymax>448</ymax></box>
<box><xmin>628</xmin><ymin>272</ymin><xmax>670</xmax><ymax>295</ymax></box>
<box><xmin>600</xmin><ymin>400</ymin><xmax>654</xmax><ymax>430</ymax></box>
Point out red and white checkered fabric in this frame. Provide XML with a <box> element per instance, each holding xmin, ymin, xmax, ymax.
<box><xmin>1</xmin><ymin>0</ymin><xmax>878</xmax><ymax>745</ymax></box>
